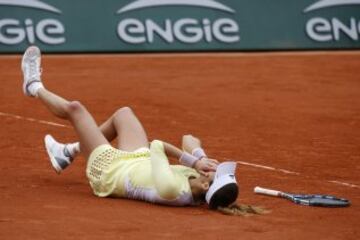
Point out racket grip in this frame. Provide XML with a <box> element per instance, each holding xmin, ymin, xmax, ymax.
<box><xmin>254</xmin><ymin>186</ymin><xmax>280</xmax><ymax>196</ymax></box>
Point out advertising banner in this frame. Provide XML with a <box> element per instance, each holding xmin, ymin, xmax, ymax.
<box><xmin>0</xmin><ymin>0</ymin><xmax>359</xmax><ymax>52</ymax></box>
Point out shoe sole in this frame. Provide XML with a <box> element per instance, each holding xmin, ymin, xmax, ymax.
<box><xmin>44</xmin><ymin>135</ymin><xmax>62</xmax><ymax>174</ymax></box>
<box><xmin>21</xmin><ymin>46</ymin><xmax>41</xmax><ymax>97</ymax></box>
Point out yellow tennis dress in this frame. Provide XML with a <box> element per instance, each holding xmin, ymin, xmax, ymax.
<box><xmin>86</xmin><ymin>140</ymin><xmax>199</xmax><ymax>206</ymax></box>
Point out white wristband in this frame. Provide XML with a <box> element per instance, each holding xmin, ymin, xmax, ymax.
<box><xmin>192</xmin><ymin>147</ymin><xmax>207</xmax><ymax>159</ymax></box>
<box><xmin>179</xmin><ymin>152</ymin><xmax>198</xmax><ymax>167</ymax></box>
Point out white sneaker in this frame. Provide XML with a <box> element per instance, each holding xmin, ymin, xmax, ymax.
<box><xmin>44</xmin><ymin>134</ymin><xmax>73</xmax><ymax>174</ymax></box>
<box><xmin>21</xmin><ymin>46</ymin><xmax>42</xmax><ymax>97</ymax></box>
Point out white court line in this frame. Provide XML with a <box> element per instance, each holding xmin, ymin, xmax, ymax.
<box><xmin>0</xmin><ymin>111</ymin><xmax>71</xmax><ymax>128</ymax></box>
<box><xmin>237</xmin><ymin>161</ymin><xmax>360</xmax><ymax>189</ymax></box>
<box><xmin>237</xmin><ymin>161</ymin><xmax>300</xmax><ymax>175</ymax></box>
<box><xmin>328</xmin><ymin>181</ymin><xmax>360</xmax><ymax>189</ymax></box>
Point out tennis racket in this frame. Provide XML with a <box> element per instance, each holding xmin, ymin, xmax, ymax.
<box><xmin>254</xmin><ymin>186</ymin><xmax>350</xmax><ymax>207</ymax></box>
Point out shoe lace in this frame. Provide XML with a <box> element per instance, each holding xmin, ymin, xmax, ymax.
<box><xmin>28</xmin><ymin>59</ymin><xmax>42</xmax><ymax>80</ymax></box>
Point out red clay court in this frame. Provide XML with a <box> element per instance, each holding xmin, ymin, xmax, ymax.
<box><xmin>0</xmin><ymin>52</ymin><xmax>359</xmax><ymax>239</ymax></box>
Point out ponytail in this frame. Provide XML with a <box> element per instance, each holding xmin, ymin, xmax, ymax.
<box><xmin>217</xmin><ymin>203</ymin><xmax>270</xmax><ymax>216</ymax></box>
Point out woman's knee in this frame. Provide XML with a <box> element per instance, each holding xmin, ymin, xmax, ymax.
<box><xmin>66</xmin><ymin>101</ymin><xmax>87</xmax><ymax>117</ymax></box>
<box><xmin>115</xmin><ymin>106</ymin><xmax>134</xmax><ymax>118</ymax></box>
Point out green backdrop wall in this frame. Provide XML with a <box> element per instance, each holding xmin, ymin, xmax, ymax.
<box><xmin>0</xmin><ymin>0</ymin><xmax>359</xmax><ymax>52</ymax></box>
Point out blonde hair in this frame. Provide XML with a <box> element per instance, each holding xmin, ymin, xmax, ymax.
<box><xmin>217</xmin><ymin>203</ymin><xmax>270</xmax><ymax>216</ymax></box>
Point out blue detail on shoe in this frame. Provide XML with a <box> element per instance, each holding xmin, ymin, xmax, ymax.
<box><xmin>55</xmin><ymin>157</ymin><xmax>70</xmax><ymax>169</ymax></box>
<box><xmin>63</xmin><ymin>145</ymin><xmax>73</xmax><ymax>162</ymax></box>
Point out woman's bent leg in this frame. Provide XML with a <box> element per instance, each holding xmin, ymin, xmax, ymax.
<box><xmin>66</xmin><ymin>101</ymin><xmax>109</xmax><ymax>158</ymax></box>
<box><xmin>38</xmin><ymin>88</ymin><xmax>108</xmax><ymax>159</ymax></box>
<box><xmin>38</xmin><ymin>89</ymin><xmax>148</xmax><ymax>154</ymax></box>
<box><xmin>38</xmin><ymin>88</ymin><xmax>71</xmax><ymax>119</ymax></box>
<box><xmin>112</xmin><ymin>107</ymin><xmax>149</xmax><ymax>151</ymax></box>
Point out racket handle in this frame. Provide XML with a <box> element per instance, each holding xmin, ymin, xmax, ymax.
<box><xmin>254</xmin><ymin>186</ymin><xmax>281</xmax><ymax>197</ymax></box>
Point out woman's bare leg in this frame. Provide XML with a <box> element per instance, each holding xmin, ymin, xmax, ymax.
<box><xmin>23</xmin><ymin>46</ymin><xmax>147</xmax><ymax>156</ymax></box>
<box><xmin>112</xmin><ymin>107</ymin><xmax>149</xmax><ymax>151</ymax></box>
<box><xmin>38</xmin><ymin>87</ymin><xmax>148</xmax><ymax>156</ymax></box>
<box><xmin>22</xmin><ymin>46</ymin><xmax>109</xmax><ymax>163</ymax></box>
<box><xmin>37</xmin><ymin>88</ymin><xmax>143</xmax><ymax>149</ymax></box>
<box><xmin>97</xmin><ymin>113</ymin><xmax>118</xmax><ymax>143</ymax></box>
<box><xmin>70</xmin><ymin>106</ymin><xmax>148</xmax><ymax>151</ymax></box>
<box><xmin>38</xmin><ymin>88</ymin><xmax>109</xmax><ymax>159</ymax></box>
<box><xmin>74</xmin><ymin>106</ymin><xmax>148</xmax><ymax>151</ymax></box>
<box><xmin>37</xmin><ymin>88</ymin><xmax>71</xmax><ymax>119</ymax></box>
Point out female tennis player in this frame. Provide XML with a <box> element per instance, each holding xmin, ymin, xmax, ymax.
<box><xmin>21</xmin><ymin>46</ymin><xmax>239</xmax><ymax>209</ymax></box>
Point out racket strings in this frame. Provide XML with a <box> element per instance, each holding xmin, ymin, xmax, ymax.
<box><xmin>290</xmin><ymin>194</ymin><xmax>350</xmax><ymax>207</ymax></box>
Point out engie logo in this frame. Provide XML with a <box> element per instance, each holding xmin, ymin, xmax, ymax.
<box><xmin>304</xmin><ymin>0</ymin><xmax>360</xmax><ymax>42</ymax></box>
<box><xmin>116</xmin><ymin>0</ymin><xmax>240</xmax><ymax>45</ymax></box>
<box><xmin>0</xmin><ymin>0</ymin><xmax>65</xmax><ymax>45</ymax></box>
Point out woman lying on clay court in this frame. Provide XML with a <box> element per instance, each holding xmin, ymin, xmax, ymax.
<box><xmin>21</xmin><ymin>46</ymin><xmax>242</xmax><ymax>212</ymax></box>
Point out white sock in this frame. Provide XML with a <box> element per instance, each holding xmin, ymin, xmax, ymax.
<box><xmin>28</xmin><ymin>81</ymin><xmax>44</xmax><ymax>97</ymax></box>
<box><xmin>66</xmin><ymin>142</ymin><xmax>80</xmax><ymax>158</ymax></box>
